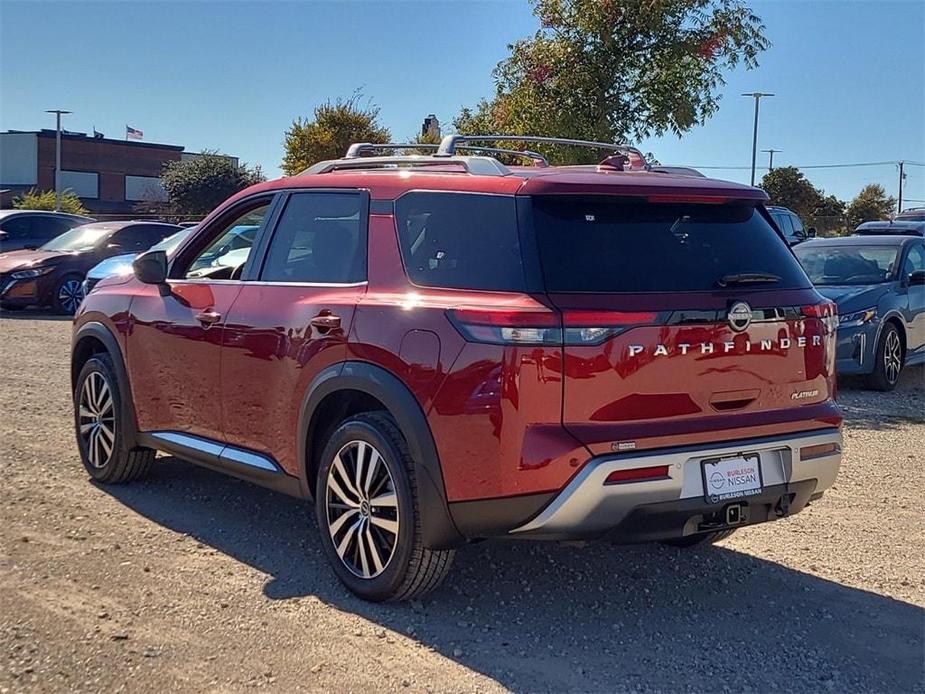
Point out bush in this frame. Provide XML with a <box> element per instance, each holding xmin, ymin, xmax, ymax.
<box><xmin>13</xmin><ymin>188</ymin><xmax>88</xmax><ymax>216</ymax></box>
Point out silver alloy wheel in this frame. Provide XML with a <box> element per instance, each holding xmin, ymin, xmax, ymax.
<box><xmin>325</xmin><ymin>440</ymin><xmax>400</xmax><ymax>579</ymax></box>
<box><xmin>884</xmin><ymin>330</ymin><xmax>902</xmax><ymax>384</ymax></box>
<box><xmin>78</xmin><ymin>371</ymin><xmax>116</xmax><ymax>468</ymax></box>
<box><xmin>58</xmin><ymin>278</ymin><xmax>84</xmax><ymax>314</ymax></box>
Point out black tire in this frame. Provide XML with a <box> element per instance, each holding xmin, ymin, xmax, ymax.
<box><xmin>864</xmin><ymin>323</ymin><xmax>904</xmax><ymax>391</ymax></box>
<box><xmin>74</xmin><ymin>354</ymin><xmax>154</xmax><ymax>483</ymax></box>
<box><xmin>662</xmin><ymin>529</ymin><xmax>737</xmax><ymax>548</ymax></box>
<box><xmin>52</xmin><ymin>273</ymin><xmax>85</xmax><ymax>315</ymax></box>
<box><xmin>314</xmin><ymin>411</ymin><xmax>455</xmax><ymax>602</ymax></box>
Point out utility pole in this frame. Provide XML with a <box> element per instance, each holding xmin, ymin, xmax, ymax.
<box><xmin>761</xmin><ymin>148</ymin><xmax>781</xmax><ymax>171</ymax></box>
<box><xmin>742</xmin><ymin>92</ymin><xmax>774</xmax><ymax>186</ymax></box>
<box><xmin>45</xmin><ymin>109</ymin><xmax>72</xmax><ymax>211</ymax></box>
<box><xmin>898</xmin><ymin>161</ymin><xmax>905</xmax><ymax>215</ymax></box>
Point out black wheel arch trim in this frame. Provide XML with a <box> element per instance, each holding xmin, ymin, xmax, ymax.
<box><xmin>299</xmin><ymin>361</ymin><xmax>466</xmax><ymax>549</ymax></box>
<box><xmin>71</xmin><ymin>321</ymin><xmax>139</xmax><ymax>448</ymax></box>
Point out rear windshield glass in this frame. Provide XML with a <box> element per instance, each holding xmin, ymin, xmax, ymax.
<box><xmin>532</xmin><ymin>197</ymin><xmax>810</xmax><ymax>292</ymax></box>
<box><xmin>394</xmin><ymin>192</ymin><xmax>525</xmax><ymax>291</ymax></box>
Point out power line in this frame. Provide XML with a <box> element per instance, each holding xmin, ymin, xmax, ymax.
<box><xmin>683</xmin><ymin>160</ymin><xmax>911</xmax><ymax>170</ymax></box>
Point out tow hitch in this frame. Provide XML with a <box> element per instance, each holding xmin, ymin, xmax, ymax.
<box><xmin>725</xmin><ymin>503</ymin><xmax>748</xmax><ymax>525</ymax></box>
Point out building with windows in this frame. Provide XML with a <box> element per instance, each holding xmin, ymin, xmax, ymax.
<box><xmin>0</xmin><ymin>129</ymin><xmax>237</xmax><ymax>215</ymax></box>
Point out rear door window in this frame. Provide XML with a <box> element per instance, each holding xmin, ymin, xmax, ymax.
<box><xmin>394</xmin><ymin>192</ymin><xmax>525</xmax><ymax>291</ymax></box>
<box><xmin>531</xmin><ymin>197</ymin><xmax>810</xmax><ymax>292</ymax></box>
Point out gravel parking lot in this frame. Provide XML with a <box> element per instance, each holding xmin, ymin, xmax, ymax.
<box><xmin>1</xmin><ymin>312</ymin><xmax>923</xmax><ymax>693</ymax></box>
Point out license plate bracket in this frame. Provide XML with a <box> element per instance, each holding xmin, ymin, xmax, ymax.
<box><xmin>701</xmin><ymin>453</ymin><xmax>763</xmax><ymax>504</ymax></box>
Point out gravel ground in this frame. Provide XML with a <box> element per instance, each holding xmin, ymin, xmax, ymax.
<box><xmin>1</xmin><ymin>313</ymin><xmax>923</xmax><ymax>693</ymax></box>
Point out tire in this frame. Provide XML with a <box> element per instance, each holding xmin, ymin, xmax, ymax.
<box><xmin>52</xmin><ymin>273</ymin><xmax>85</xmax><ymax>315</ymax></box>
<box><xmin>865</xmin><ymin>323</ymin><xmax>904</xmax><ymax>391</ymax></box>
<box><xmin>662</xmin><ymin>529</ymin><xmax>737</xmax><ymax>548</ymax></box>
<box><xmin>314</xmin><ymin>411</ymin><xmax>455</xmax><ymax>602</ymax></box>
<box><xmin>74</xmin><ymin>354</ymin><xmax>154</xmax><ymax>484</ymax></box>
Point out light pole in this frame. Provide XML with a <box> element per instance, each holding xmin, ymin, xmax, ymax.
<box><xmin>761</xmin><ymin>148</ymin><xmax>781</xmax><ymax>171</ymax></box>
<box><xmin>45</xmin><ymin>109</ymin><xmax>72</xmax><ymax>211</ymax></box>
<box><xmin>742</xmin><ymin>93</ymin><xmax>774</xmax><ymax>186</ymax></box>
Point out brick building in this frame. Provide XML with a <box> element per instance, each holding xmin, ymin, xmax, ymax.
<box><xmin>0</xmin><ymin>129</ymin><xmax>236</xmax><ymax>215</ymax></box>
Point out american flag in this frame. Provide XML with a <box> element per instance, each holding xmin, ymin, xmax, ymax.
<box><xmin>126</xmin><ymin>125</ymin><xmax>143</xmax><ymax>140</ymax></box>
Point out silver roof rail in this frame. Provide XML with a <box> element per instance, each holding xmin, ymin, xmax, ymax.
<box><xmin>436</xmin><ymin>134</ymin><xmax>649</xmax><ymax>169</ymax></box>
<box><xmin>345</xmin><ymin>142</ymin><xmax>548</xmax><ymax>166</ymax></box>
<box><xmin>301</xmin><ymin>154</ymin><xmax>511</xmax><ymax>176</ymax></box>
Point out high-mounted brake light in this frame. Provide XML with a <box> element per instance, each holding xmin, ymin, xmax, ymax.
<box><xmin>647</xmin><ymin>195</ymin><xmax>728</xmax><ymax>204</ymax></box>
<box><xmin>447</xmin><ymin>309</ymin><xmax>656</xmax><ymax>346</ymax></box>
<box><xmin>604</xmin><ymin>465</ymin><xmax>670</xmax><ymax>485</ymax></box>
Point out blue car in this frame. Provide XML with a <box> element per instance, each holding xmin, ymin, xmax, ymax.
<box><xmin>794</xmin><ymin>235</ymin><xmax>925</xmax><ymax>390</ymax></box>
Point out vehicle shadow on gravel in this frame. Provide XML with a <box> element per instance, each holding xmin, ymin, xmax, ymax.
<box><xmin>0</xmin><ymin>308</ymin><xmax>70</xmax><ymax>321</ymax></box>
<box><xmin>99</xmin><ymin>459</ymin><xmax>924</xmax><ymax>693</ymax></box>
<box><xmin>838</xmin><ymin>364</ymin><xmax>924</xmax><ymax>430</ymax></box>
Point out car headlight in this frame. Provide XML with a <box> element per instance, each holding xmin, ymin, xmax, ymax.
<box><xmin>838</xmin><ymin>307</ymin><xmax>877</xmax><ymax>327</ymax></box>
<box><xmin>10</xmin><ymin>266</ymin><xmax>54</xmax><ymax>279</ymax></box>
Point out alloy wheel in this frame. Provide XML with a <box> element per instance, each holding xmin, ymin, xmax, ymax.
<box><xmin>884</xmin><ymin>330</ymin><xmax>902</xmax><ymax>384</ymax></box>
<box><xmin>58</xmin><ymin>278</ymin><xmax>84</xmax><ymax>314</ymax></box>
<box><xmin>324</xmin><ymin>440</ymin><xmax>400</xmax><ymax>579</ymax></box>
<box><xmin>78</xmin><ymin>371</ymin><xmax>115</xmax><ymax>468</ymax></box>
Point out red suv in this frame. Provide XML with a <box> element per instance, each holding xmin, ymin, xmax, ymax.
<box><xmin>71</xmin><ymin>136</ymin><xmax>843</xmax><ymax>602</ymax></box>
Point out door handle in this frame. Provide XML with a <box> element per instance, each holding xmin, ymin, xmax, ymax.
<box><xmin>196</xmin><ymin>309</ymin><xmax>222</xmax><ymax>326</ymax></box>
<box><xmin>311</xmin><ymin>313</ymin><xmax>341</xmax><ymax>331</ymax></box>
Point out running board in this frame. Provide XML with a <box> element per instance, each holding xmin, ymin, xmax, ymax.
<box><xmin>137</xmin><ymin>431</ymin><xmax>305</xmax><ymax>498</ymax></box>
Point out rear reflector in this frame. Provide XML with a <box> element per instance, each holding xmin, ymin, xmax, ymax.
<box><xmin>447</xmin><ymin>309</ymin><xmax>656</xmax><ymax>346</ymax></box>
<box><xmin>800</xmin><ymin>442</ymin><xmax>840</xmax><ymax>461</ymax></box>
<box><xmin>604</xmin><ymin>465</ymin><xmax>670</xmax><ymax>485</ymax></box>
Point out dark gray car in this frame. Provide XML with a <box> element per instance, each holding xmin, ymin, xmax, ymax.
<box><xmin>794</xmin><ymin>235</ymin><xmax>925</xmax><ymax>390</ymax></box>
<box><xmin>0</xmin><ymin>210</ymin><xmax>94</xmax><ymax>252</ymax></box>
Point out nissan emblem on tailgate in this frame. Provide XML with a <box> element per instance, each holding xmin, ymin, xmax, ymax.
<box><xmin>727</xmin><ymin>301</ymin><xmax>753</xmax><ymax>332</ymax></box>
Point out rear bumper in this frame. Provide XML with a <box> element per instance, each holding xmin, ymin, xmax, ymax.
<box><xmin>510</xmin><ymin>428</ymin><xmax>842</xmax><ymax>541</ymax></box>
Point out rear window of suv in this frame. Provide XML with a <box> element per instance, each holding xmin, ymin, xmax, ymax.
<box><xmin>532</xmin><ymin>197</ymin><xmax>810</xmax><ymax>292</ymax></box>
<box><xmin>395</xmin><ymin>192</ymin><xmax>525</xmax><ymax>291</ymax></box>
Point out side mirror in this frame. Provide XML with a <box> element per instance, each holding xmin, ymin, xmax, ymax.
<box><xmin>133</xmin><ymin>250</ymin><xmax>170</xmax><ymax>296</ymax></box>
<box><xmin>909</xmin><ymin>270</ymin><xmax>925</xmax><ymax>287</ymax></box>
<box><xmin>807</xmin><ymin>227</ymin><xmax>817</xmax><ymax>238</ymax></box>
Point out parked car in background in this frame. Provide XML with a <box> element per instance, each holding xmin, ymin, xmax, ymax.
<box><xmin>895</xmin><ymin>207</ymin><xmax>925</xmax><ymax>222</ymax></box>
<box><xmin>0</xmin><ymin>210</ymin><xmax>93</xmax><ymax>253</ymax></box>
<box><xmin>72</xmin><ymin>135</ymin><xmax>844</xmax><ymax>602</ymax></box>
<box><xmin>0</xmin><ymin>221</ymin><xmax>181</xmax><ymax>313</ymax></box>
<box><xmin>83</xmin><ymin>226</ymin><xmax>195</xmax><ymax>297</ymax></box>
<box><xmin>794</xmin><ymin>235</ymin><xmax>925</xmax><ymax>390</ymax></box>
<box><xmin>767</xmin><ymin>206</ymin><xmax>815</xmax><ymax>245</ymax></box>
<box><xmin>854</xmin><ymin>220</ymin><xmax>925</xmax><ymax>237</ymax></box>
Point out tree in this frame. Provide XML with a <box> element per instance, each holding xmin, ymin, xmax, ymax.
<box><xmin>760</xmin><ymin>167</ymin><xmax>824</xmax><ymax>219</ymax></box>
<box><xmin>454</xmin><ymin>0</ymin><xmax>769</xmax><ymax>164</ymax></box>
<box><xmin>847</xmin><ymin>184</ymin><xmax>896</xmax><ymax>227</ymax></box>
<box><xmin>13</xmin><ymin>188</ymin><xmax>89</xmax><ymax>216</ymax></box>
<box><xmin>161</xmin><ymin>151</ymin><xmax>265</xmax><ymax>217</ymax></box>
<box><xmin>282</xmin><ymin>94</ymin><xmax>391</xmax><ymax>175</ymax></box>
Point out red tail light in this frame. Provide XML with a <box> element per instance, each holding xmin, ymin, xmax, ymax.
<box><xmin>604</xmin><ymin>465</ymin><xmax>670</xmax><ymax>485</ymax></box>
<box><xmin>802</xmin><ymin>302</ymin><xmax>838</xmax><ymax>333</ymax></box>
<box><xmin>447</xmin><ymin>309</ymin><xmax>656</xmax><ymax>346</ymax></box>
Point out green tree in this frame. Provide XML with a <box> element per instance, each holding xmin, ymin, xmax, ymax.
<box><xmin>282</xmin><ymin>94</ymin><xmax>391</xmax><ymax>175</ymax></box>
<box><xmin>811</xmin><ymin>194</ymin><xmax>849</xmax><ymax>236</ymax></box>
<box><xmin>13</xmin><ymin>188</ymin><xmax>89</xmax><ymax>216</ymax></box>
<box><xmin>760</xmin><ymin>167</ymin><xmax>824</xmax><ymax>219</ymax></box>
<box><xmin>847</xmin><ymin>184</ymin><xmax>896</xmax><ymax>227</ymax></box>
<box><xmin>454</xmin><ymin>0</ymin><xmax>769</xmax><ymax>163</ymax></box>
<box><xmin>161</xmin><ymin>151</ymin><xmax>265</xmax><ymax>217</ymax></box>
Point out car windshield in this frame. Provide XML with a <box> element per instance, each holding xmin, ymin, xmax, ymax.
<box><xmin>40</xmin><ymin>224</ymin><xmax>113</xmax><ymax>252</ymax></box>
<box><xmin>794</xmin><ymin>245</ymin><xmax>899</xmax><ymax>285</ymax></box>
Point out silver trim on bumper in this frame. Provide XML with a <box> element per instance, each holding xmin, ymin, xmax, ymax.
<box><xmin>511</xmin><ymin>429</ymin><xmax>843</xmax><ymax>537</ymax></box>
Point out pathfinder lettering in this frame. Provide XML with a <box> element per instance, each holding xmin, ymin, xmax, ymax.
<box><xmin>627</xmin><ymin>335</ymin><xmax>821</xmax><ymax>357</ymax></box>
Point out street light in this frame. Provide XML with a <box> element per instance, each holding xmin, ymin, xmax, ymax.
<box><xmin>761</xmin><ymin>148</ymin><xmax>781</xmax><ymax>171</ymax></box>
<box><xmin>742</xmin><ymin>93</ymin><xmax>774</xmax><ymax>186</ymax></box>
<box><xmin>45</xmin><ymin>109</ymin><xmax>72</xmax><ymax>211</ymax></box>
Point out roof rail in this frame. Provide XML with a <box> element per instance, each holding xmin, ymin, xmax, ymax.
<box><xmin>436</xmin><ymin>134</ymin><xmax>649</xmax><ymax>169</ymax></box>
<box><xmin>300</xmin><ymin>154</ymin><xmax>511</xmax><ymax>177</ymax></box>
<box><xmin>345</xmin><ymin>142</ymin><xmax>548</xmax><ymax>166</ymax></box>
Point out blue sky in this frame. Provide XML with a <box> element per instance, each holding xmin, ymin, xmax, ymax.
<box><xmin>2</xmin><ymin>0</ymin><xmax>923</xmax><ymax>205</ymax></box>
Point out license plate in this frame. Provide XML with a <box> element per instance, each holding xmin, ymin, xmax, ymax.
<box><xmin>702</xmin><ymin>454</ymin><xmax>762</xmax><ymax>503</ymax></box>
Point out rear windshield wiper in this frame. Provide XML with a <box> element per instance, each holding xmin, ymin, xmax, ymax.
<box><xmin>716</xmin><ymin>272</ymin><xmax>782</xmax><ymax>287</ymax></box>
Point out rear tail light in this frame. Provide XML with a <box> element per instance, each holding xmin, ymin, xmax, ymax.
<box><xmin>802</xmin><ymin>302</ymin><xmax>838</xmax><ymax>333</ymax></box>
<box><xmin>604</xmin><ymin>465</ymin><xmax>670</xmax><ymax>485</ymax></box>
<box><xmin>447</xmin><ymin>308</ymin><xmax>656</xmax><ymax>346</ymax></box>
